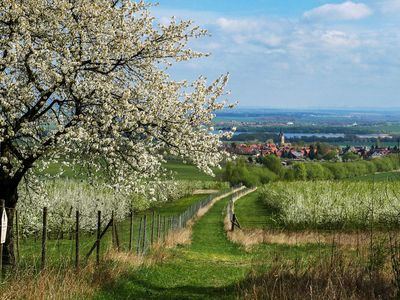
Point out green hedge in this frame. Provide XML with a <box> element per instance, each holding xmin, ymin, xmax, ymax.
<box><xmin>287</xmin><ymin>155</ymin><xmax>400</xmax><ymax>181</ymax></box>
<box><xmin>224</xmin><ymin>155</ymin><xmax>400</xmax><ymax>186</ymax></box>
<box><xmin>223</xmin><ymin>159</ymin><xmax>278</xmax><ymax>187</ymax></box>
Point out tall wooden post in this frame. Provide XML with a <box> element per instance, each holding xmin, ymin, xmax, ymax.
<box><xmin>142</xmin><ymin>215</ymin><xmax>147</xmax><ymax>253</ymax></box>
<box><xmin>129</xmin><ymin>209</ymin><xmax>134</xmax><ymax>252</ymax></box>
<box><xmin>111</xmin><ymin>211</ymin><xmax>115</xmax><ymax>249</ymax></box>
<box><xmin>136</xmin><ymin>216</ymin><xmax>142</xmax><ymax>255</ymax></box>
<box><xmin>150</xmin><ymin>211</ymin><xmax>155</xmax><ymax>246</ymax></box>
<box><xmin>41</xmin><ymin>207</ymin><xmax>48</xmax><ymax>269</ymax></box>
<box><xmin>0</xmin><ymin>200</ymin><xmax>4</xmax><ymax>276</ymax></box>
<box><xmin>163</xmin><ymin>216</ymin><xmax>166</xmax><ymax>242</ymax></box>
<box><xmin>114</xmin><ymin>221</ymin><xmax>120</xmax><ymax>251</ymax></box>
<box><xmin>75</xmin><ymin>210</ymin><xmax>79</xmax><ymax>269</ymax></box>
<box><xmin>15</xmin><ymin>209</ymin><xmax>20</xmax><ymax>263</ymax></box>
<box><xmin>96</xmin><ymin>211</ymin><xmax>101</xmax><ymax>265</ymax></box>
<box><xmin>157</xmin><ymin>214</ymin><xmax>161</xmax><ymax>242</ymax></box>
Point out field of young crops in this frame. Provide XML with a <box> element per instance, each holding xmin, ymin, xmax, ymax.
<box><xmin>260</xmin><ymin>181</ymin><xmax>400</xmax><ymax>230</ymax></box>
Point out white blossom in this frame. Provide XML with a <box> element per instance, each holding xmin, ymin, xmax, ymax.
<box><xmin>0</xmin><ymin>0</ymin><xmax>234</xmax><ymax>205</ymax></box>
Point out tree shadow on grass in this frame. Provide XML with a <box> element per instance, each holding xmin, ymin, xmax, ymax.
<box><xmin>97</xmin><ymin>258</ymin><xmax>397</xmax><ymax>300</ymax></box>
<box><xmin>96</xmin><ymin>273</ymin><xmax>239</xmax><ymax>300</ymax></box>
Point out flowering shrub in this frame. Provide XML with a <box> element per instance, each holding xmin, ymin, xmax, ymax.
<box><xmin>259</xmin><ymin>181</ymin><xmax>400</xmax><ymax>229</ymax></box>
<box><xmin>17</xmin><ymin>179</ymin><xmax>229</xmax><ymax>236</ymax></box>
<box><xmin>18</xmin><ymin>180</ymin><xmax>129</xmax><ymax>235</ymax></box>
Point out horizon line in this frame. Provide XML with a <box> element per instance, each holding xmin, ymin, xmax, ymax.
<box><xmin>228</xmin><ymin>105</ymin><xmax>400</xmax><ymax>111</ymax></box>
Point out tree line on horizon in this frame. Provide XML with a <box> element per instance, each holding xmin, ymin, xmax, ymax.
<box><xmin>223</xmin><ymin>154</ymin><xmax>400</xmax><ymax>187</ymax></box>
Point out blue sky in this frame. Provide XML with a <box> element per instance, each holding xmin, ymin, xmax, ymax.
<box><xmin>151</xmin><ymin>1</ymin><xmax>400</xmax><ymax>108</ymax></box>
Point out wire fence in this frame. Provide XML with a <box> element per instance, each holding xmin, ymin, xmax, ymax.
<box><xmin>227</xmin><ymin>187</ymin><xmax>258</xmax><ymax>231</ymax></box>
<box><xmin>0</xmin><ymin>185</ymin><xmax>244</xmax><ymax>271</ymax></box>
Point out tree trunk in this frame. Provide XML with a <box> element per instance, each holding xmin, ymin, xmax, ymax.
<box><xmin>0</xmin><ymin>182</ymin><xmax>18</xmax><ymax>266</ymax></box>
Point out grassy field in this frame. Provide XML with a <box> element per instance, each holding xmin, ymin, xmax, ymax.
<box><xmin>10</xmin><ymin>188</ymin><xmax>396</xmax><ymax>299</ymax></box>
<box><xmin>152</xmin><ymin>194</ymin><xmax>208</xmax><ymax>215</ymax></box>
<box><xmin>38</xmin><ymin>160</ymin><xmax>218</xmax><ymax>182</ymax></box>
<box><xmin>233</xmin><ymin>191</ymin><xmax>272</xmax><ymax>229</ymax></box>
<box><xmin>17</xmin><ymin>194</ymin><xmax>211</xmax><ymax>269</ymax></box>
<box><xmin>348</xmin><ymin>171</ymin><xmax>400</xmax><ymax>182</ymax></box>
<box><xmin>13</xmin><ymin>162</ymin><xmax>400</xmax><ymax>299</ymax></box>
<box><xmin>235</xmin><ymin>181</ymin><xmax>400</xmax><ymax>231</ymax></box>
<box><xmin>92</xmin><ymin>193</ymin><xmax>324</xmax><ymax>300</ymax></box>
<box><xmin>163</xmin><ymin>162</ymin><xmax>216</xmax><ymax>181</ymax></box>
<box><xmin>17</xmin><ymin>156</ymin><xmax>221</xmax><ymax>269</ymax></box>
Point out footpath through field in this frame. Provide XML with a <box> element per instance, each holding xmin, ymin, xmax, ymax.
<box><xmin>93</xmin><ymin>191</ymin><xmax>256</xmax><ymax>300</ymax></box>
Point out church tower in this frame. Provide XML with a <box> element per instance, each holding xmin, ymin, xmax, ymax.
<box><xmin>278</xmin><ymin>130</ymin><xmax>285</xmax><ymax>146</ymax></box>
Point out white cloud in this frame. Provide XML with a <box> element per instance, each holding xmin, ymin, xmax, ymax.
<box><xmin>379</xmin><ymin>0</ymin><xmax>400</xmax><ymax>14</ymax></box>
<box><xmin>254</xmin><ymin>34</ymin><xmax>282</xmax><ymax>47</ymax></box>
<box><xmin>216</xmin><ymin>17</ymin><xmax>261</xmax><ymax>32</ymax></box>
<box><xmin>304</xmin><ymin>1</ymin><xmax>372</xmax><ymax>21</ymax></box>
<box><xmin>215</xmin><ymin>17</ymin><xmax>285</xmax><ymax>48</ymax></box>
<box><xmin>229</xmin><ymin>32</ymin><xmax>282</xmax><ymax>48</ymax></box>
<box><xmin>152</xmin><ymin>8</ymin><xmax>218</xmax><ymax>25</ymax></box>
<box><xmin>321</xmin><ymin>30</ymin><xmax>360</xmax><ymax>48</ymax></box>
<box><xmin>151</xmin><ymin>4</ymin><xmax>400</xmax><ymax>107</ymax></box>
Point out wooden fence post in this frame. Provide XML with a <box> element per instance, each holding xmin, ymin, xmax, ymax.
<box><xmin>136</xmin><ymin>216</ymin><xmax>142</xmax><ymax>255</ymax></box>
<box><xmin>41</xmin><ymin>207</ymin><xmax>48</xmax><ymax>269</ymax></box>
<box><xmin>59</xmin><ymin>218</ymin><xmax>64</xmax><ymax>241</ymax></box>
<box><xmin>231</xmin><ymin>213</ymin><xmax>236</xmax><ymax>232</ymax></box>
<box><xmin>157</xmin><ymin>214</ymin><xmax>161</xmax><ymax>243</ymax></box>
<box><xmin>142</xmin><ymin>215</ymin><xmax>147</xmax><ymax>253</ymax></box>
<box><xmin>96</xmin><ymin>211</ymin><xmax>101</xmax><ymax>265</ymax></box>
<box><xmin>0</xmin><ymin>200</ymin><xmax>4</xmax><ymax>276</ymax></box>
<box><xmin>111</xmin><ymin>211</ymin><xmax>115</xmax><ymax>249</ymax></box>
<box><xmin>15</xmin><ymin>209</ymin><xmax>20</xmax><ymax>264</ymax></box>
<box><xmin>114</xmin><ymin>219</ymin><xmax>120</xmax><ymax>251</ymax></box>
<box><xmin>129</xmin><ymin>209</ymin><xmax>134</xmax><ymax>252</ymax></box>
<box><xmin>75</xmin><ymin>210</ymin><xmax>79</xmax><ymax>269</ymax></box>
<box><xmin>163</xmin><ymin>216</ymin><xmax>166</xmax><ymax>242</ymax></box>
<box><xmin>68</xmin><ymin>206</ymin><xmax>73</xmax><ymax>240</ymax></box>
<box><xmin>85</xmin><ymin>218</ymin><xmax>112</xmax><ymax>260</ymax></box>
<box><xmin>151</xmin><ymin>211</ymin><xmax>155</xmax><ymax>246</ymax></box>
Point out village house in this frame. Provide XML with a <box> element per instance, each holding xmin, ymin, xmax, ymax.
<box><xmin>225</xmin><ymin>131</ymin><xmax>396</xmax><ymax>161</ymax></box>
<box><xmin>225</xmin><ymin>131</ymin><xmax>316</xmax><ymax>160</ymax></box>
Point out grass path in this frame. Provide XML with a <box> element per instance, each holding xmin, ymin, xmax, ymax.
<box><xmin>233</xmin><ymin>191</ymin><xmax>271</xmax><ymax>229</ymax></box>
<box><xmin>93</xmin><ymin>192</ymin><xmax>322</xmax><ymax>299</ymax></box>
<box><xmin>93</xmin><ymin>194</ymin><xmax>251</xmax><ymax>299</ymax></box>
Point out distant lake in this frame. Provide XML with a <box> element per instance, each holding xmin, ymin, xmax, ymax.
<box><xmin>227</xmin><ymin>132</ymin><xmax>346</xmax><ymax>138</ymax></box>
<box><xmin>215</xmin><ymin>131</ymin><xmax>393</xmax><ymax>139</ymax></box>
<box><xmin>285</xmin><ymin>133</ymin><xmax>391</xmax><ymax>139</ymax></box>
<box><xmin>284</xmin><ymin>133</ymin><xmax>345</xmax><ymax>138</ymax></box>
<box><xmin>356</xmin><ymin>134</ymin><xmax>393</xmax><ymax>139</ymax></box>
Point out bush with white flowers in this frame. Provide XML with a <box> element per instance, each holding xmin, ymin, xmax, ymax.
<box><xmin>17</xmin><ymin>179</ymin><xmax>229</xmax><ymax>236</ymax></box>
<box><xmin>260</xmin><ymin>181</ymin><xmax>400</xmax><ymax>229</ymax></box>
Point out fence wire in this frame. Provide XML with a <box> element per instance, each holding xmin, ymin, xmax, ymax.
<box><xmin>0</xmin><ymin>186</ymin><xmax>242</xmax><ymax>270</ymax></box>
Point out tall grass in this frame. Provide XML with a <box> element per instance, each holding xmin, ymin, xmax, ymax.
<box><xmin>0</xmin><ymin>249</ymin><xmax>146</xmax><ymax>300</ymax></box>
<box><xmin>237</xmin><ymin>256</ymin><xmax>394</xmax><ymax>299</ymax></box>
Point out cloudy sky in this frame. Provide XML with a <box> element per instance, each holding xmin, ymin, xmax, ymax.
<box><xmin>151</xmin><ymin>1</ymin><xmax>400</xmax><ymax>109</ymax></box>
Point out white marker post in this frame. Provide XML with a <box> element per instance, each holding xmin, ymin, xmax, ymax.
<box><xmin>1</xmin><ymin>207</ymin><xmax>7</xmax><ymax>244</ymax></box>
<box><xmin>0</xmin><ymin>200</ymin><xmax>6</xmax><ymax>276</ymax></box>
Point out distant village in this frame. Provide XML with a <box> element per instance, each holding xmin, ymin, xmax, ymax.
<box><xmin>224</xmin><ymin>130</ymin><xmax>398</xmax><ymax>161</ymax></box>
